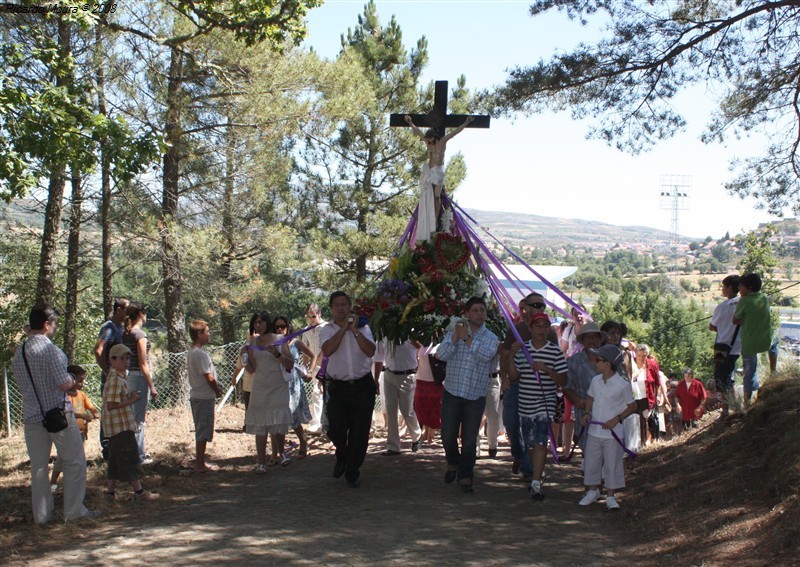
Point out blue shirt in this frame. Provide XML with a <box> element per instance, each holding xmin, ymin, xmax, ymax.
<box><xmin>97</xmin><ymin>319</ymin><xmax>124</xmax><ymax>367</ymax></box>
<box><xmin>436</xmin><ymin>324</ymin><xmax>499</xmax><ymax>400</ymax></box>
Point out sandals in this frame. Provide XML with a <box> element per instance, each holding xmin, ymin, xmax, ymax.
<box><xmin>298</xmin><ymin>441</ymin><xmax>308</xmax><ymax>459</ymax></box>
<box><xmin>280</xmin><ymin>454</ymin><xmax>291</xmax><ymax>467</ymax></box>
<box><xmin>254</xmin><ymin>463</ymin><xmax>267</xmax><ymax>474</ymax></box>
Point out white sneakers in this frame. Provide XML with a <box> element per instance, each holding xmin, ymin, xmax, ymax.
<box><xmin>579</xmin><ymin>489</ymin><xmax>620</xmax><ymax>510</ymax></box>
<box><xmin>579</xmin><ymin>488</ymin><xmax>600</xmax><ymax>506</ymax></box>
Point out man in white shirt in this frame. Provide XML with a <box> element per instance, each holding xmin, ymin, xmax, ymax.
<box><xmin>709</xmin><ymin>274</ymin><xmax>741</xmax><ymax>417</ymax></box>
<box><xmin>373</xmin><ymin>339</ymin><xmax>422</xmax><ymax>455</ymax></box>
<box><xmin>320</xmin><ymin>291</ymin><xmax>377</xmax><ymax>488</ymax></box>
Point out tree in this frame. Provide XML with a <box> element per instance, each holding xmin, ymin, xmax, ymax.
<box><xmin>737</xmin><ymin>224</ymin><xmax>781</xmax><ymax>296</ymax></box>
<box><xmin>298</xmin><ymin>1</ymin><xmax>473</xmax><ymax>286</ymax></box>
<box><xmin>98</xmin><ymin>0</ymin><xmax>321</xmax><ymax>353</ymax></box>
<box><xmin>490</xmin><ymin>1</ymin><xmax>800</xmax><ymax>213</ymax></box>
<box><xmin>648</xmin><ymin>297</ymin><xmax>712</xmax><ymax>376</ymax></box>
<box><xmin>0</xmin><ymin>12</ymin><xmax>159</xmax><ymax>351</ymax></box>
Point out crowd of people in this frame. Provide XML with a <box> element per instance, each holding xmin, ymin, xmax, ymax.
<box><xmin>11</xmin><ymin>271</ymin><xmax>773</xmax><ymax>523</ymax></box>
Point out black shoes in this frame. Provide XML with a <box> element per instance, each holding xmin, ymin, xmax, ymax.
<box><xmin>488</xmin><ymin>448</ymin><xmax>497</xmax><ymax>458</ymax></box>
<box><xmin>444</xmin><ymin>469</ymin><xmax>457</xmax><ymax>484</ymax></box>
<box><xmin>411</xmin><ymin>440</ymin><xmax>422</xmax><ymax>452</ymax></box>
<box><xmin>332</xmin><ymin>461</ymin><xmax>346</xmax><ymax>478</ymax></box>
<box><xmin>382</xmin><ymin>450</ymin><xmax>401</xmax><ymax>456</ymax></box>
<box><xmin>347</xmin><ymin>478</ymin><xmax>361</xmax><ymax>488</ymax></box>
<box><xmin>460</xmin><ymin>483</ymin><xmax>474</xmax><ymax>494</ymax></box>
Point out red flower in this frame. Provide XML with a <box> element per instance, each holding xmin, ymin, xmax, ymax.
<box><xmin>423</xmin><ymin>300</ymin><xmax>436</xmax><ymax>313</ymax></box>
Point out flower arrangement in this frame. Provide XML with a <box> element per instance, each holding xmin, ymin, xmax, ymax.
<box><xmin>355</xmin><ymin>233</ymin><xmax>505</xmax><ymax>345</ymax></box>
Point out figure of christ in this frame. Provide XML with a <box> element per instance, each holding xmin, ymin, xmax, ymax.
<box><xmin>405</xmin><ymin>114</ymin><xmax>474</xmax><ymax>232</ymax></box>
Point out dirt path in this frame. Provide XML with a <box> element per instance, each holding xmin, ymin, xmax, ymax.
<box><xmin>4</xmin><ymin>408</ymin><xmax>628</xmax><ymax>566</ymax></box>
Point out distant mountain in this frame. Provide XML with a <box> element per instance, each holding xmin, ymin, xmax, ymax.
<box><xmin>0</xmin><ymin>198</ymin><xmax>690</xmax><ymax>252</ymax></box>
<box><xmin>464</xmin><ymin>208</ymin><xmax>677</xmax><ymax>251</ymax></box>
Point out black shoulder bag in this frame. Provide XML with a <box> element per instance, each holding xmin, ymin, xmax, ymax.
<box><xmin>713</xmin><ymin>325</ymin><xmax>741</xmax><ymax>364</ymax></box>
<box><xmin>21</xmin><ymin>342</ymin><xmax>69</xmax><ymax>433</ymax></box>
<box><xmin>428</xmin><ymin>354</ymin><xmax>447</xmax><ymax>385</ymax></box>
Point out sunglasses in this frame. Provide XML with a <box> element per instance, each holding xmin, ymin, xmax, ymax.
<box><xmin>275</xmin><ymin>324</ymin><xmax>287</xmax><ymax>330</ymax></box>
<box><xmin>526</xmin><ymin>302</ymin><xmax>546</xmax><ymax>309</ymax></box>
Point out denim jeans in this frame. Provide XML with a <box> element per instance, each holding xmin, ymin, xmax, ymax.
<box><xmin>441</xmin><ymin>389</ymin><xmax>486</xmax><ymax>482</ymax></box>
<box><xmin>502</xmin><ymin>382</ymin><xmax>533</xmax><ymax>475</ymax></box>
<box><xmin>127</xmin><ymin>371</ymin><xmax>150</xmax><ymax>461</ymax></box>
<box><xmin>741</xmin><ymin>354</ymin><xmax>759</xmax><ymax>395</ymax></box>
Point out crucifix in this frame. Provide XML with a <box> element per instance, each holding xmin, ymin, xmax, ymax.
<box><xmin>390</xmin><ymin>80</ymin><xmax>490</xmax><ymax>243</ymax></box>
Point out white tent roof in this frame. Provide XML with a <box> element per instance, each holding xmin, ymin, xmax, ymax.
<box><xmin>488</xmin><ymin>264</ymin><xmax>578</xmax><ymax>310</ymax></box>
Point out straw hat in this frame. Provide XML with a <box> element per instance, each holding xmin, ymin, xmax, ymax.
<box><xmin>576</xmin><ymin>321</ymin><xmax>607</xmax><ymax>344</ymax></box>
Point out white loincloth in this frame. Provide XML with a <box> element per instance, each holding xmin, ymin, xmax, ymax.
<box><xmin>415</xmin><ymin>163</ymin><xmax>442</xmax><ymax>245</ymax></box>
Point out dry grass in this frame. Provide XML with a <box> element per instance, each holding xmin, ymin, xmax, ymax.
<box><xmin>619</xmin><ymin>372</ymin><xmax>800</xmax><ymax>566</ymax></box>
<box><xmin>0</xmin><ymin>404</ymin><xmax>327</xmax><ymax>557</ymax></box>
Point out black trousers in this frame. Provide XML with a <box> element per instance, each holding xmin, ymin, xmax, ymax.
<box><xmin>326</xmin><ymin>374</ymin><xmax>376</xmax><ymax>483</ymax></box>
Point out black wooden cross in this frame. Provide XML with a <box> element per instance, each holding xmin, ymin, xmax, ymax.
<box><xmin>390</xmin><ymin>80</ymin><xmax>490</xmax><ymax>138</ymax></box>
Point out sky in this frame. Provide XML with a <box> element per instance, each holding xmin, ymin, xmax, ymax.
<box><xmin>303</xmin><ymin>0</ymin><xmax>785</xmax><ymax>240</ymax></box>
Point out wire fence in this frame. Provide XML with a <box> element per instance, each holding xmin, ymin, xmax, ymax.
<box><xmin>2</xmin><ymin>340</ymin><xmax>323</xmax><ymax>436</ymax></box>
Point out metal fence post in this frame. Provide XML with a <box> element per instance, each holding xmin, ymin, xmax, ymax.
<box><xmin>3</xmin><ymin>366</ymin><xmax>11</xmax><ymax>437</ymax></box>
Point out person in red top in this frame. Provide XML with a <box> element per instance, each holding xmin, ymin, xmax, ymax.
<box><xmin>674</xmin><ymin>368</ymin><xmax>707</xmax><ymax>431</ymax></box>
<box><xmin>634</xmin><ymin>345</ymin><xmax>661</xmax><ymax>446</ymax></box>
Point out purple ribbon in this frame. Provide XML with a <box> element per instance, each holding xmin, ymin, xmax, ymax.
<box><xmin>450</xmin><ymin>206</ymin><xmax>561</xmax><ymax>462</ymax></box>
<box><xmin>448</xmin><ymin>199</ymin><xmax>591</xmax><ymax>322</ymax></box>
<box><xmin>397</xmin><ymin>205</ymin><xmax>418</xmax><ymax>251</ymax></box>
<box><xmin>587</xmin><ymin>420</ymin><xmax>637</xmax><ymax>458</ymax></box>
<box><xmin>245</xmin><ymin>324</ymin><xmax>319</xmax><ymax>350</ymax></box>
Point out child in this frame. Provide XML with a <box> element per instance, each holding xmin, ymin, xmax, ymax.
<box><xmin>733</xmin><ymin>273</ymin><xmax>771</xmax><ymax>405</ymax></box>
<box><xmin>579</xmin><ymin>344</ymin><xmax>637</xmax><ymax>511</ymax></box>
<box><xmin>50</xmin><ymin>365</ymin><xmax>100</xmax><ymax>490</ymax></box>
<box><xmin>187</xmin><ymin>319</ymin><xmax>222</xmax><ymax>472</ymax></box>
<box><xmin>508</xmin><ymin>312</ymin><xmax>568</xmax><ymax>502</ymax></box>
<box><xmin>102</xmin><ymin>344</ymin><xmax>159</xmax><ymax>501</ymax></box>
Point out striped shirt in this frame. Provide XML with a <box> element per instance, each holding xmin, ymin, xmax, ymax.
<box><xmin>436</xmin><ymin>324</ymin><xmax>499</xmax><ymax>401</ymax></box>
<box><xmin>12</xmin><ymin>335</ymin><xmax>71</xmax><ymax>425</ymax></box>
<box><xmin>102</xmin><ymin>369</ymin><xmax>138</xmax><ymax>437</ymax></box>
<box><xmin>514</xmin><ymin>340</ymin><xmax>567</xmax><ymax>418</ymax></box>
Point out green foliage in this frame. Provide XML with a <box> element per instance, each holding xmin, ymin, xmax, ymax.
<box><xmin>490</xmin><ymin>1</ymin><xmax>800</xmax><ymax>212</ymax></box>
<box><xmin>647</xmin><ymin>298</ymin><xmax>713</xmax><ymax>378</ymax></box>
<box><xmin>0</xmin><ymin>229</ymin><xmax>103</xmax><ymax>369</ymax></box>
<box><xmin>298</xmin><ymin>0</ymin><xmax>475</xmax><ymax>285</ymax></box>
<box><xmin>737</xmin><ymin>224</ymin><xmax>781</xmax><ymax>297</ymax></box>
<box><xmin>0</xmin><ymin>32</ymin><xmax>160</xmax><ymax>204</ymax></box>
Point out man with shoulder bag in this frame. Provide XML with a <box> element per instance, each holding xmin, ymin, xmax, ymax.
<box><xmin>12</xmin><ymin>305</ymin><xmax>98</xmax><ymax>524</ymax></box>
<box><xmin>709</xmin><ymin>275</ymin><xmax>742</xmax><ymax>417</ymax></box>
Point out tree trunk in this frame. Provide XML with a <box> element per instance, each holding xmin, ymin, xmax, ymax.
<box><xmin>95</xmin><ymin>26</ymin><xmax>113</xmax><ymax>318</ymax></box>
<box><xmin>219</xmin><ymin>120</ymin><xmax>238</xmax><ymax>344</ymax></box>
<box><xmin>161</xmin><ymin>45</ymin><xmax>188</xmax><ymax>359</ymax></box>
<box><xmin>35</xmin><ymin>17</ymin><xmax>71</xmax><ymax>307</ymax></box>
<box><xmin>63</xmin><ymin>168</ymin><xmax>83</xmax><ymax>360</ymax></box>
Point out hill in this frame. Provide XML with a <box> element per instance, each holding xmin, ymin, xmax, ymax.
<box><xmin>465</xmin><ymin>208</ymin><xmax>680</xmax><ymax>251</ymax></box>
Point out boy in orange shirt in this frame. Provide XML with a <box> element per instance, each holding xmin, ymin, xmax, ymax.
<box><xmin>50</xmin><ymin>365</ymin><xmax>100</xmax><ymax>491</ymax></box>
